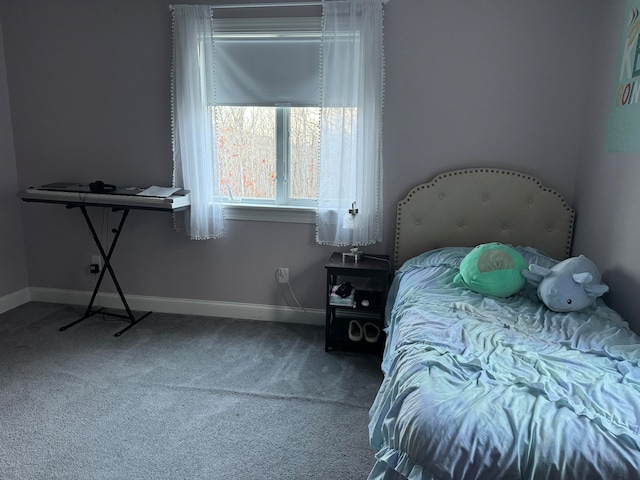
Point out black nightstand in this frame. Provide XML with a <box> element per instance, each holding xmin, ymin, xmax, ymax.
<box><xmin>324</xmin><ymin>252</ymin><xmax>390</xmax><ymax>355</ymax></box>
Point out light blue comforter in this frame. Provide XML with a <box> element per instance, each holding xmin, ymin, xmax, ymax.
<box><xmin>368</xmin><ymin>247</ymin><xmax>640</xmax><ymax>480</ymax></box>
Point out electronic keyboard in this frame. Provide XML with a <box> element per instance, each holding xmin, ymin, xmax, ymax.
<box><xmin>19</xmin><ymin>186</ymin><xmax>190</xmax><ymax>210</ymax></box>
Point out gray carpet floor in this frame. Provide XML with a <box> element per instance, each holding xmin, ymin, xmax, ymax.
<box><xmin>0</xmin><ymin>302</ymin><xmax>384</xmax><ymax>480</ymax></box>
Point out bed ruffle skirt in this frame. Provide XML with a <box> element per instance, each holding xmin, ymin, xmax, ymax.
<box><xmin>368</xmin><ymin>447</ymin><xmax>431</xmax><ymax>480</ymax></box>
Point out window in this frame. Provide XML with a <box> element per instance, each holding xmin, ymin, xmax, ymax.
<box><xmin>210</xmin><ymin>17</ymin><xmax>321</xmax><ymax>218</ymax></box>
<box><xmin>171</xmin><ymin>3</ymin><xmax>384</xmax><ymax>240</ymax></box>
<box><xmin>216</xmin><ymin>105</ymin><xmax>319</xmax><ymax>207</ymax></box>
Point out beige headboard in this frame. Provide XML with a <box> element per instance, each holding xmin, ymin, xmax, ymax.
<box><xmin>394</xmin><ymin>168</ymin><xmax>575</xmax><ymax>269</ymax></box>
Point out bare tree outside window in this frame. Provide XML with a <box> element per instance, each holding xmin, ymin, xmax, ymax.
<box><xmin>290</xmin><ymin>107</ymin><xmax>320</xmax><ymax>201</ymax></box>
<box><xmin>214</xmin><ymin>106</ymin><xmax>319</xmax><ymax>204</ymax></box>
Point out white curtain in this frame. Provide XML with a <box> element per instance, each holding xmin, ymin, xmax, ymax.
<box><xmin>316</xmin><ymin>0</ymin><xmax>385</xmax><ymax>246</ymax></box>
<box><xmin>171</xmin><ymin>5</ymin><xmax>225</xmax><ymax>240</ymax></box>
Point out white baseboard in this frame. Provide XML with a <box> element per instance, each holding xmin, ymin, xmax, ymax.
<box><xmin>28</xmin><ymin>287</ymin><xmax>324</xmax><ymax>326</ymax></box>
<box><xmin>0</xmin><ymin>288</ymin><xmax>32</xmax><ymax>315</ymax></box>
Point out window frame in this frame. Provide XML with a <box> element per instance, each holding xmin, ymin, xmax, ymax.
<box><xmin>217</xmin><ymin>104</ymin><xmax>318</xmax><ymax>222</ymax></box>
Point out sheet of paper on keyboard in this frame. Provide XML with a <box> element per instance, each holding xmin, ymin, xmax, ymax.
<box><xmin>136</xmin><ymin>186</ymin><xmax>181</xmax><ymax>198</ymax></box>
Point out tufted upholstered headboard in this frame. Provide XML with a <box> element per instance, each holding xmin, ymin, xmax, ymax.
<box><xmin>394</xmin><ymin>168</ymin><xmax>575</xmax><ymax>269</ymax></box>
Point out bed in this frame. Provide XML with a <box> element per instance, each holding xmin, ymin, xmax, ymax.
<box><xmin>368</xmin><ymin>168</ymin><xmax>640</xmax><ymax>479</ymax></box>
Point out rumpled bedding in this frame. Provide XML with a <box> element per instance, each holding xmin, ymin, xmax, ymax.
<box><xmin>368</xmin><ymin>246</ymin><xmax>640</xmax><ymax>480</ymax></box>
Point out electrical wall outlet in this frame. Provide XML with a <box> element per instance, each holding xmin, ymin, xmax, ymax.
<box><xmin>91</xmin><ymin>255</ymin><xmax>102</xmax><ymax>273</ymax></box>
<box><xmin>276</xmin><ymin>267</ymin><xmax>289</xmax><ymax>284</ymax></box>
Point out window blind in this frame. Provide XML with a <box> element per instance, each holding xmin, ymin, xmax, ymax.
<box><xmin>206</xmin><ymin>18</ymin><xmax>321</xmax><ymax>106</ymax></box>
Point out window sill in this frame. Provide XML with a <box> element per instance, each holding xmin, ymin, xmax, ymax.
<box><xmin>223</xmin><ymin>203</ymin><xmax>316</xmax><ymax>224</ymax></box>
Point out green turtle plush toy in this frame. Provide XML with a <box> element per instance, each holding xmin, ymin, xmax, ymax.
<box><xmin>454</xmin><ymin>242</ymin><xmax>528</xmax><ymax>298</ymax></box>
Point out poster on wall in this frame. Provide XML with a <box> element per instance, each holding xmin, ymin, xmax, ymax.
<box><xmin>606</xmin><ymin>1</ymin><xmax>640</xmax><ymax>152</ymax></box>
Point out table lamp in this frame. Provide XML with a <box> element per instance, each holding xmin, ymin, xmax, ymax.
<box><xmin>342</xmin><ymin>201</ymin><xmax>363</xmax><ymax>262</ymax></box>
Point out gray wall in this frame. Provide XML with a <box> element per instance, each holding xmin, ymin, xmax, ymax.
<box><xmin>3</xmin><ymin>1</ymin><xmax>635</xmax><ymax>328</ymax></box>
<box><xmin>0</xmin><ymin>15</ymin><xmax>27</xmax><ymax>299</ymax></box>
<box><xmin>573</xmin><ymin>1</ymin><xmax>640</xmax><ymax>331</ymax></box>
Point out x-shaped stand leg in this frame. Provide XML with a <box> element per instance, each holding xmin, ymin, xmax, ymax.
<box><xmin>59</xmin><ymin>205</ymin><xmax>151</xmax><ymax>336</ymax></box>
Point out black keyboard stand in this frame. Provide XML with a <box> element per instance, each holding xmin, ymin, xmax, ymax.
<box><xmin>59</xmin><ymin>205</ymin><xmax>152</xmax><ymax>337</ymax></box>
<box><xmin>18</xmin><ymin>187</ymin><xmax>190</xmax><ymax>337</ymax></box>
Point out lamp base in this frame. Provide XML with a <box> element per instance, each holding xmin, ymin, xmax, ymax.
<box><xmin>342</xmin><ymin>249</ymin><xmax>363</xmax><ymax>262</ymax></box>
